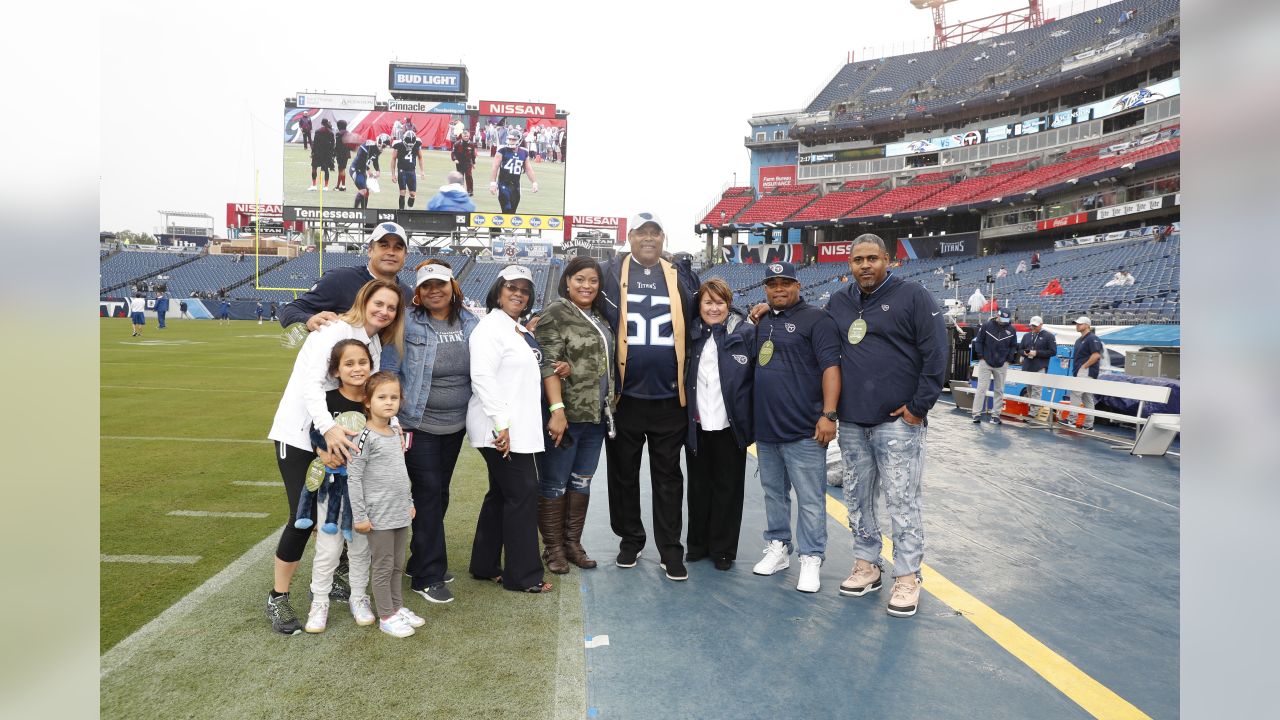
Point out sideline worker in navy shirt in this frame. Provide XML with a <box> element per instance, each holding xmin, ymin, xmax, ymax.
<box><xmin>597</xmin><ymin>211</ymin><xmax>700</xmax><ymax>580</ymax></box>
<box><xmin>1017</xmin><ymin>315</ymin><xmax>1057</xmax><ymax>407</ymax></box>
<box><xmin>826</xmin><ymin>234</ymin><xmax>947</xmax><ymax>619</ymax></box>
<box><xmin>1063</xmin><ymin>315</ymin><xmax>1104</xmax><ymax>430</ymax></box>
<box><xmin>748</xmin><ymin>262</ymin><xmax>841</xmax><ymax>594</ymax></box>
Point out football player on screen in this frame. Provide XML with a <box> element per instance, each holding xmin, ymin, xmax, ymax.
<box><xmin>349</xmin><ymin>134</ymin><xmax>391</xmax><ymax>209</ymax></box>
<box><xmin>489</xmin><ymin>128</ymin><xmax>539</xmax><ymax>214</ymax></box>
<box><xmin>391</xmin><ymin>130</ymin><xmax>424</xmax><ymax>210</ymax></box>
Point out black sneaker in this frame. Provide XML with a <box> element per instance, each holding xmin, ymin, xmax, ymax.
<box><xmin>328</xmin><ymin>574</ymin><xmax>351</xmax><ymax>604</ymax></box>
<box><xmin>660</xmin><ymin>559</ymin><xmax>688</xmax><ymax>581</ymax></box>
<box><xmin>266</xmin><ymin>593</ymin><xmax>302</xmax><ymax>635</ymax></box>
<box><xmin>414</xmin><ymin>582</ymin><xmax>454</xmax><ymax>604</ymax></box>
<box><xmin>989</xmin><ymin>416</ymin><xmax>1003</xmax><ymax>425</ymax></box>
<box><xmin>616</xmin><ymin>548</ymin><xmax>641</xmax><ymax>568</ymax></box>
<box><xmin>444</xmin><ymin>571</ymin><xmax>455</xmax><ymax>584</ymax></box>
<box><xmin>713</xmin><ymin>558</ymin><xmax>733</xmax><ymax>571</ymax></box>
<box><xmin>971</xmin><ymin>415</ymin><xmax>982</xmax><ymax>424</ymax></box>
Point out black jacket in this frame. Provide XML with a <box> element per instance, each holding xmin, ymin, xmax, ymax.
<box><xmin>685</xmin><ymin>311</ymin><xmax>756</xmax><ymax>452</ymax></box>
<box><xmin>1018</xmin><ymin>328</ymin><xmax>1057</xmax><ymax>372</ymax></box>
<box><xmin>278</xmin><ymin>265</ymin><xmax>412</xmax><ymax>328</ymax></box>
<box><xmin>972</xmin><ymin>318</ymin><xmax>1018</xmax><ymax>368</ymax></box>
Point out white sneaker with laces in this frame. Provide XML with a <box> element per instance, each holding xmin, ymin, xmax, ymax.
<box><xmin>752</xmin><ymin>540</ymin><xmax>790</xmax><ymax>576</ymax></box>
<box><xmin>796</xmin><ymin>555</ymin><xmax>822</xmax><ymax>593</ymax></box>
<box><xmin>379</xmin><ymin>614</ymin><xmax>415</xmax><ymax>638</ymax></box>
<box><xmin>350</xmin><ymin>596</ymin><xmax>375</xmax><ymax>626</ymax></box>
<box><xmin>304</xmin><ymin>600</ymin><xmax>329</xmax><ymax>633</ymax></box>
<box><xmin>397</xmin><ymin>607</ymin><xmax>426</xmax><ymax>628</ymax></box>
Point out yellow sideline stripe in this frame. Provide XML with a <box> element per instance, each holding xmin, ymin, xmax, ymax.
<box><xmin>748</xmin><ymin>444</ymin><xmax>1150</xmax><ymax>719</ymax></box>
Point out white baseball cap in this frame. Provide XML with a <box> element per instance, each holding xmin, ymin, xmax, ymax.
<box><xmin>368</xmin><ymin>221</ymin><xmax>407</xmax><ymax>247</ymax></box>
<box><xmin>1029</xmin><ymin>315</ymin><xmax>1043</xmax><ymax>326</ymax></box>
<box><xmin>629</xmin><ymin>211</ymin><xmax>664</xmax><ymax>233</ymax></box>
<box><xmin>498</xmin><ymin>265</ymin><xmax>534</xmax><ymax>283</ymax></box>
<box><xmin>415</xmin><ymin>264</ymin><xmax>453</xmax><ymax>288</ymax></box>
<box><xmin>1074</xmin><ymin>315</ymin><xmax>1091</xmax><ymax>326</ymax></box>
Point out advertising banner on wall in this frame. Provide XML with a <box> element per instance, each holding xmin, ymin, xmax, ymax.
<box><xmin>388</xmin><ymin>63</ymin><xmax>468</xmax><ymax>101</ymax></box>
<box><xmin>817</xmin><ymin>241</ymin><xmax>850</xmax><ymax>263</ymax></box>
<box><xmin>564</xmin><ymin>215</ymin><xmax>625</xmax><ymax>246</ymax></box>
<box><xmin>470</xmin><ymin>213</ymin><xmax>564</xmax><ymax>231</ymax></box>
<box><xmin>896</xmin><ymin>233</ymin><xmax>978</xmax><ymax>260</ymax></box>
<box><xmin>758</xmin><ymin>165</ymin><xmax>798</xmax><ymax>192</ymax></box>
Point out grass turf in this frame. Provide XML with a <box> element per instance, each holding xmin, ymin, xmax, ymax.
<box><xmin>100</xmin><ymin>318</ymin><xmax>585</xmax><ymax>717</ymax></box>
<box><xmin>282</xmin><ymin>143</ymin><xmax>568</xmax><ymax>216</ymax></box>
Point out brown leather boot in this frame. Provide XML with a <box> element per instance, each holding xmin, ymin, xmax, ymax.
<box><xmin>538</xmin><ymin>496</ymin><xmax>570</xmax><ymax>574</ymax></box>
<box><xmin>563</xmin><ymin>492</ymin><xmax>597</xmax><ymax>569</ymax></box>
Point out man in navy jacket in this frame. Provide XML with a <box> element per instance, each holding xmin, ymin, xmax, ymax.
<box><xmin>826</xmin><ymin>234</ymin><xmax>946</xmax><ymax>618</ymax></box>
<box><xmin>1017</xmin><ymin>315</ymin><xmax>1057</xmax><ymax>405</ymax></box>
<box><xmin>970</xmin><ymin>309</ymin><xmax>1019</xmax><ymax>424</ymax></box>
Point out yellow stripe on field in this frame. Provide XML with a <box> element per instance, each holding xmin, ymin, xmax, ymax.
<box><xmin>748</xmin><ymin>444</ymin><xmax>1150</xmax><ymax>719</ymax></box>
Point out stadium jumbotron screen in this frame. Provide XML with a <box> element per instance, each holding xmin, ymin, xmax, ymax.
<box><xmin>283</xmin><ymin>103</ymin><xmax>567</xmax><ymax>217</ymax></box>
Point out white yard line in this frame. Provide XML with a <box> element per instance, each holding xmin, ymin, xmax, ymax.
<box><xmin>100</xmin><ymin>529</ymin><xmax>280</xmax><ymax>679</ymax></box>
<box><xmin>102</xmin><ymin>385</ymin><xmax>278</xmax><ymax>395</ymax></box>
<box><xmin>232</xmin><ymin>481</ymin><xmax>279</xmax><ymax>487</ymax></box>
<box><xmin>102</xmin><ymin>436</ymin><xmax>270</xmax><ymax>445</ymax></box>
<box><xmin>168</xmin><ymin>510</ymin><xmax>270</xmax><ymax>518</ymax></box>
<box><xmin>101</xmin><ymin>555</ymin><xmax>201</xmax><ymax>564</ymax></box>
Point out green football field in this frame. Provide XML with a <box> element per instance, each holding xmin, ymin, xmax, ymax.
<box><xmin>100</xmin><ymin>318</ymin><xmax>584</xmax><ymax>718</ymax></box>
<box><xmin>282</xmin><ymin>143</ymin><xmax>568</xmax><ymax>216</ymax></box>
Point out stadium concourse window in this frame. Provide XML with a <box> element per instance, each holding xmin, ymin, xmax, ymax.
<box><xmin>1103</xmin><ymin>108</ymin><xmax>1144</xmax><ymax>135</ymax></box>
<box><xmin>906</xmin><ymin>153</ymin><xmax>940</xmax><ymax>168</ymax></box>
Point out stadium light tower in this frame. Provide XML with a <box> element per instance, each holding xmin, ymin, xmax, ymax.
<box><xmin>910</xmin><ymin>0</ymin><xmax>1044</xmax><ymax>50</ymax></box>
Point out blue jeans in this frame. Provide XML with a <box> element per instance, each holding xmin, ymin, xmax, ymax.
<box><xmin>837</xmin><ymin>419</ymin><xmax>927</xmax><ymax>579</ymax></box>
<box><xmin>537</xmin><ymin>421</ymin><xmax>607</xmax><ymax>499</ymax></box>
<box><xmin>755</xmin><ymin>438</ymin><xmax>828</xmax><ymax>559</ymax></box>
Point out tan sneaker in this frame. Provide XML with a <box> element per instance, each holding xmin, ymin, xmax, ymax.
<box><xmin>838</xmin><ymin>560</ymin><xmax>882</xmax><ymax>597</ymax></box>
<box><xmin>887</xmin><ymin>577</ymin><xmax>921</xmax><ymax>617</ymax></box>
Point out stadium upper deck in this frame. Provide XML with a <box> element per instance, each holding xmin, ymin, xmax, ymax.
<box><xmin>796</xmin><ymin>0</ymin><xmax>1179</xmax><ymax>136</ymax></box>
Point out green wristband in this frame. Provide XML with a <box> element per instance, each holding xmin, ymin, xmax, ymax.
<box><xmin>548</xmin><ymin>402</ymin><xmax>565</xmax><ymax>413</ymax></box>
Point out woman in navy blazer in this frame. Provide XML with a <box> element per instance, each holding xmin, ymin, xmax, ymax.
<box><xmin>683</xmin><ymin>278</ymin><xmax>756</xmax><ymax>571</ymax></box>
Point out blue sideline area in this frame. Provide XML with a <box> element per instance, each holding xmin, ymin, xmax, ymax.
<box><xmin>577</xmin><ymin>407</ymin><xmax>1178</xmax><ymax>719</ymax></box>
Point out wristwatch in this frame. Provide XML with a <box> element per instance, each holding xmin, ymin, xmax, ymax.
<box><xmin>821</xmin><ymin>411</ymin><xmax>839</xmax><ymax>422</ymax></box>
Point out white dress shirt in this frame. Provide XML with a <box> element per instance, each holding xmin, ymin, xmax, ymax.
<box><xmin>695</xmin><ymin>333</ymin><xmax>730</xmax><ymax>431</ymax></box>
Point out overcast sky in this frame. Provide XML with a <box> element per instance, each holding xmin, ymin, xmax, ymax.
<box><xmin>100</xmin><ymin>0</ymin><xmax>1100</xmax><ymax>252</ymax></box>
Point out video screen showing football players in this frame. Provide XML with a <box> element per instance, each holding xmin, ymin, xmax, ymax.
<box><xmin>283</xmin><ymin>104</ymin><xmax>567</xmax><ymax>215</ymax></box>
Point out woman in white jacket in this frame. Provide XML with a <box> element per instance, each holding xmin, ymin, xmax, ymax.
<box><xmin>263</xmin><ymin>278</ymin><xmax>405</xmax><ymax>635</ymax></box>
<box><xmin>466</xmin><ymin>265</ymin><xmax>552</xmax><ymax>593</ymax></box>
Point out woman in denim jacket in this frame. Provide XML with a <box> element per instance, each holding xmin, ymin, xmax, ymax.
<box><xmin>533</xmin><ymin>256</ymin><xmax>616</xmax><ymax>573</ymax></box>
<box><xmin>380</xmin><ymin>258</ymin><xmax>480</xmax><ymax>605</ymax></box>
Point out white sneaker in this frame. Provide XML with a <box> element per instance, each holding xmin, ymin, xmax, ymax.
<box><xmin>350</xmin><ymin>596</ymin><xmax>375</xmax><ymax>627</ymax></box>
<box><xmin>397</xmin><ymin>606</ymin><xmax>426</xmax><ymax>628</ymax></box>
<box><xmin>307</xmin><ymin>185</ymin><xmax>317</xmax><ymax>191</ymax></box>
<box><xmin>379</xmin><ymin>614</ymin><xmax>415</xmax><ymax>638</ymax></box>
<box><xmin>796</xmin><ymin>555</ymin><xmax>822</xmax><ymax>593</ymax></box>
<box><xmin>752</xmin><ymin>540</ymin><xmax>790</xmax><ymax>576</ymax></box>
<box><xmin>304</xmin><ymin>600</ymin><xmax>329</xmax><ymax>633</ymax></box>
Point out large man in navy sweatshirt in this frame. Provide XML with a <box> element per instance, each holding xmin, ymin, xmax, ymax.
<box><xmin>826</xmin><ymin>234</ymin><xmax>947</xmax><ymax>618</ymax></box>
<box><xmin>278</xmin><ymin>221</ymin><xmax>413</xmax><ymax>331</ymax></box>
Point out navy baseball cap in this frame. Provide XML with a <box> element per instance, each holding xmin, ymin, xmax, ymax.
<box><xmin>997</xmin><ymin>309</ymin><xmax>1011</xmax><ymax>322</ymax></box>
<box><xmin>764</xmin><ymin>262</ymin><xmax>797</xmax><ymax>282</ymax></box>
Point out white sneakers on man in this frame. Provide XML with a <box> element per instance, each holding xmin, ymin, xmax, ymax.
<box><xmin>796</xmin><ymin>555</ymin><xmax>822</xmax><ymax>593</ymax></box>
<box><xmin>752</xmin><ymin>540</ymin><xmax>790</xmax><ymax>576</ymax></box>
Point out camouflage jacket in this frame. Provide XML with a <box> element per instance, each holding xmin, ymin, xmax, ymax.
<box><xmin>534</xmin><ymin>297</ymin><xmax>616</xmax><ymax>424</ymax></box>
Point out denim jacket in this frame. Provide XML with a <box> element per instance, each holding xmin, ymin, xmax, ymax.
<box><xmin>380</xmin><ymin>305</ymin><xmax>480</xmax><ymax>429</ymax></box>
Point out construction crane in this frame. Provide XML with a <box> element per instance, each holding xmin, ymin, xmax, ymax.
<box><xmin>911</xmin><ymin>0</ymin><xmax>1044</xmax><ymax>50</ymax></box>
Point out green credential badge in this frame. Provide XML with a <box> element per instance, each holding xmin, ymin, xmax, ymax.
<box><xmin>847</xmin><ymin>318</ymin><xmax>868</xmax><ymax>345</ymax></box>
<box><xmin>758</xmin><ymin>339</ymin><xmax>775</xmax><ymax>366</ymax></box>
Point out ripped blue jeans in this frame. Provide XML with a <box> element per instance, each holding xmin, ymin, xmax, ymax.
<box><xmin>837</xmin><ymin>418</ymin><xmax>927</xmax><ymax>579</ymax></box>
<box><xmin>536</xmin><ymin>420</ymin><xmax>607</xmax><ymax>499</ymax></box>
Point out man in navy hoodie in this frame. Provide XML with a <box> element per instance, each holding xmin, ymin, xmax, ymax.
<box><xmin>827</xmin><ymin>234</ymin><xmax>947</xmax><ymax>618</ymax></box>
<box><xmin>278</xmin><ymin>222</ymin><xmax>413</xmax><ymax>332</ymax></box>
<box><xmin>970</xmin><ymin>308</ymin><xmax>1019</xmax><ymax>424</ymax></box>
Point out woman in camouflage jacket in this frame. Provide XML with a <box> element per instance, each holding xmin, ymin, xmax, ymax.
<box><xmin>533</xmin><ymin>256</ymin><xmax>616</xmax><ymax>573</ymax></box>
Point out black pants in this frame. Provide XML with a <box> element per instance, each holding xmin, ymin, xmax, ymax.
<box><xmin>275</xmin><ymin>441</ymin><xmax>319</xmax><ymax>563</ymax></box>
<box><xmin>469</xmin><ymin>449</ymin><xmax>543</xmax><ymax>592</ymax></box>
<box><xmin>404</xmin><ymin>428</ymin><xmax>466</xmax><ymax>590</ymax></box>
<box><xmin>605</xmin><ymin>396</ymin><xmax>687</xmax><ymax>564</ymax></box>
<box><xmin>684</xmin><ymin>426</ymin><xmax>747</xmax><ymax>563</ymax></box>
